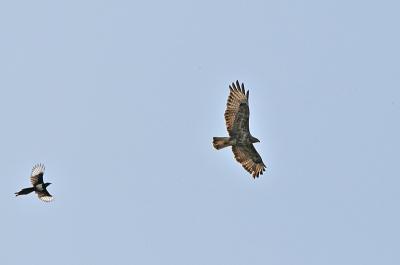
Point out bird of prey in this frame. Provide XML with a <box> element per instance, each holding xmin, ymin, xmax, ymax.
<box><xmin>15</xmin><ymin>164</ymin><xmax>54</xmax><ymax>202</ymax></box>
<box><xmin>213</xmin><ymin>81</ymin><xmax>266</xmax><ymax>178</ymax></box>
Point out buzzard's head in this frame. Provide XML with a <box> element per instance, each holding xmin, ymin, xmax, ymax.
<box><xmin>250</xmin><ymin>136</ymin><xmax>260</xmax><ymax>143</ymax></box>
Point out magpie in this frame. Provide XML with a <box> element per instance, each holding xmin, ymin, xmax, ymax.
<box><xmin>15</xmin><ymin>164</ymin><xmax>54</xmax><ymax>202</ymax></box>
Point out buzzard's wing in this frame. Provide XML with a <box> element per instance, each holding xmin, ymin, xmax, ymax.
<box><xmin>30</xmin><ymin>164</ymin><xmax>45</xmax><ymax>186</ymax></box>
<box><xmin>35</xmin><ymin>190</ymin><xmax>54</xmax><ymax>202</ymax></box>
<box><xmin>232</xmin><ymin>145</ymin><xmax>266</xmax><ymax>178</ymax></box>
<box><xmin>224</xmin><ymin>81</ymin><xmax>250</xmax><ymax>136</ymax></box>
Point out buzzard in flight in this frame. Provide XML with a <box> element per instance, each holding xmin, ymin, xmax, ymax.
<box><xmin>15</xmin><ymin>164</ymin><xmax>54</xmax><ymax>202</ymax></box>
<box><xmin>213</xmin><ymin>81</ymin><xmax>266</xmax><ymax>178</ymax></box>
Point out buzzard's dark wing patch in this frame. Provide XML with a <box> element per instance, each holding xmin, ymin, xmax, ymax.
<box><xmin>30</xmin><ymin>164</ymin><xmax>45</xmax><ymax>186</ymax></box>
<box><xmin>232</xmin><ymin>145</ymin><xmax>266</xmax><ymax>178</ymax></box>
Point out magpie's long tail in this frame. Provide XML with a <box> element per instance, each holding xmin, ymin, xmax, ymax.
<box><xmin>15</xmin><ymin>187</ymin><xmax>35</xmax><ymax>196</ymax></box>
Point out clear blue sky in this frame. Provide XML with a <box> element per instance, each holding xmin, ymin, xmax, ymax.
<box><xmin>1</xmin><ymin>1</ymin><xmax>399</xmax><ymax>264</ymax></box>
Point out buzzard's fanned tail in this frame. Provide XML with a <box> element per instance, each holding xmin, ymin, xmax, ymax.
<box><xmin>212</xmin><ymin>137</ymin><xmax>231</xmax><ymax>150</ymax></box>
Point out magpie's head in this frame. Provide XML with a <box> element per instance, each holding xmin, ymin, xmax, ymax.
<box><xmin>44</xmin><ymin>182</ymin><xmax>52</xmax><ymax>188</ymax></box>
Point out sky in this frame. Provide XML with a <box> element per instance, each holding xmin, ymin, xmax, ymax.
<box><xmin>1</xmin><ymin>1</ymin><xmax>400</xmax><ymax>264</ymax></box>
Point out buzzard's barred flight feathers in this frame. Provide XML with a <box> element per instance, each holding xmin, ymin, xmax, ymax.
<box><xmin>213</xmin><ymin>80</ymin><xmax>266</xmax><ymax>179</ymax></box>
<box><xmin>225</xmin><ymin>82</ymin><xmax>249</xmax><ymax>134</ymax></box>
<box><xmin>232</xmin><ymin>146</ymin><xmax>265</xmax><ymax>178</ymax></box>
<box><xmin>15</xmin><ymin>164</ymin><xmax>54</xmax><ymax>202</ymax></box>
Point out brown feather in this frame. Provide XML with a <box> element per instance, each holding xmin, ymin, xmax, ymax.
<box><xmin>224</xmin><ymin>81</ymin><xmax>249</xmax><ymax>134</ymax></box>
<box><xmin>232</xmin><ymin>145</ymin><xmax>266</xmax><ymax>178</ymax></box>
<box><xmin>214</xmin><ymin>80</ymin><xmax>266</xmax><ymax>179</ymax></box>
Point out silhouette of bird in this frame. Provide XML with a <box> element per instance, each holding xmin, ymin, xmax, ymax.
<box><xmin>15</xmin><ymin>164</ymin><xmax>54</xmax><ymax>202</ymax></box>
<box><xmin>212</xmin><ymin>81</ymin><xmax>266</xmax><ymax>178</ymax></box>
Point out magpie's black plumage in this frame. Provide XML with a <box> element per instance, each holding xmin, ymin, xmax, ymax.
<box><xmin>15</xmin><ymin>164</ymin><xmax>54</xmax><ymax>202</ymax></box>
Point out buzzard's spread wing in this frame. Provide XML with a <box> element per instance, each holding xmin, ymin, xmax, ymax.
<box><xmin>30</xmin><ymin>164</ymin><xmax>45</xmax><ymax>186</ymax></box>
<box><xmin>224</xmin><ymin>81</ymin><xmax>250</xmax><ymax>136</ymax></box>
<box><xmin>35</xmin><ymin>190</ymin><xmax>54</xmax><ymax>202</ymax></box>
<box><xmin>232</xmin><ymin>145</ymin><xmax>266</xmax><ymax>178</ymax></box>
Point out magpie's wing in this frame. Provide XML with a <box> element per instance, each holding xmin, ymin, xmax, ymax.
<box><xmin>36</xmin><ymin>189</ymin><xmax>54</xmax><ymax>202</ymax></box>
<box><xmin>30</xmin><ymin>164</ymin><xmax>45</xmax><ymax>186</ymax></box>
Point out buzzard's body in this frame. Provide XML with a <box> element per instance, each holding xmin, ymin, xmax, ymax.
<box><xmin>15</xmin><ymin>164</ymin><xmax>54</xmax><ymax>202</ymax></box>
<box><xmin>213</xmin><ymin>81</ymin><xmax>266</xmax><ymax>178</ymax></box>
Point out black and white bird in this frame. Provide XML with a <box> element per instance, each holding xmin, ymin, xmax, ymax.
<box><xmin>15</xmin><ymin>164</ymin><xmax>54</xmax><ymax>202</ymax></box>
